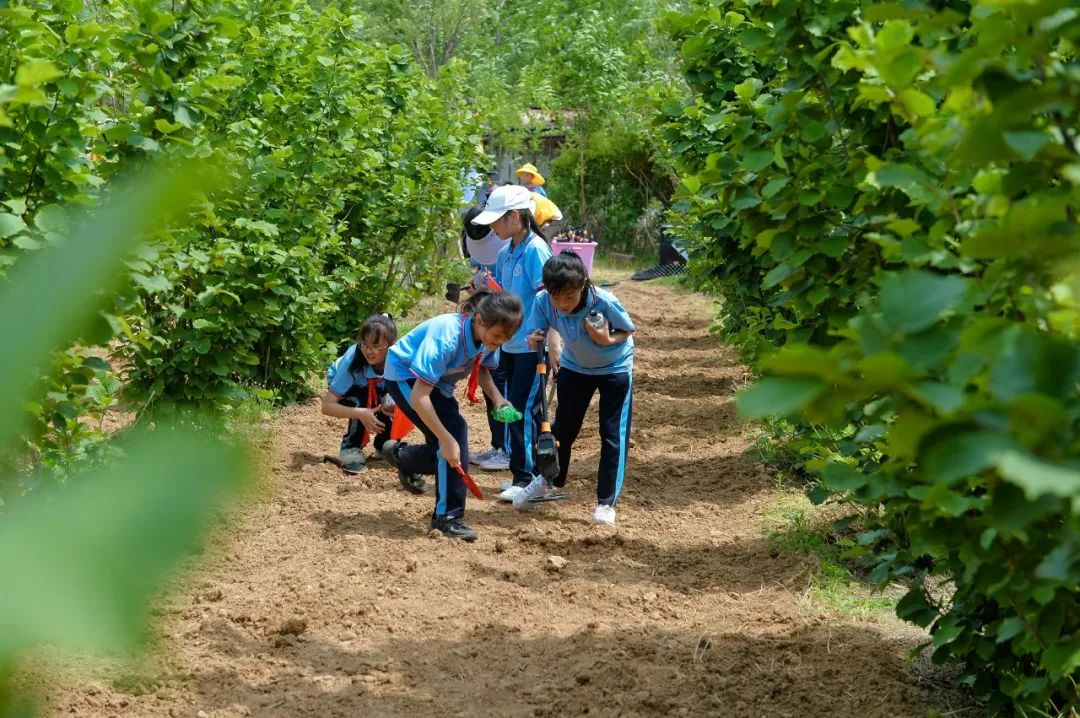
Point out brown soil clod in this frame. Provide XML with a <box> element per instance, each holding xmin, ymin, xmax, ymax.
<box><xmin>276</xmin><ymin>618</ymin><xmax>307</xmax><ymax>636</ymax></box>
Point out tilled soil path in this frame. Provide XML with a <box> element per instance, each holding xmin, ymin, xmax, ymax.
<box><xmin>49</xmin><ymin>280</ymin><xmax>962</xmax><ymax>717</ymax></box>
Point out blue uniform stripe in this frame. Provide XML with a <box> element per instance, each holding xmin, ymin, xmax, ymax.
<box><xmin>501</xmin><ymin>375</ymin><xmax>511</xmax><ymax>452</ymax></box>
<box><xmin>613</xmin><ymin>373</ymin><xmax>633</xmax><ymax>504</ymax></box>
<box><xmin>522</xmin><ymin>372</ymin><xmax>542</xmax><ymax>474</ymax></box>
<box><xmin>435</xmin><ymin>448</ymin><xmax>447</xmax><ymax>516</ymax></box>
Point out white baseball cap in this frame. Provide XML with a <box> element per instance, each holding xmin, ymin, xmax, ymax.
<box><xmin>471</xmin><ymin>185</ymin><xmax>536</xmax><ymax>225</ymax></box>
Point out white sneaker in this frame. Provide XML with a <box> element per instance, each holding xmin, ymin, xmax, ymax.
<box><xmin>477</xmin><ymin>448</ymin><xmax>510</xmax><ymax>471</ymax></box>
<box><xmin>499</xmin><ymin>485</ymin><xmax>525</xmax><ymax>503</ymax></box>
<box><xmin>472</xmin><ymin>447</ymin><xmax>497</xmax><ymax>464</ymax></box>
<box><xmin>592</xmin><ymin>504</ymin><xmax>616</xmax><ymax>527</ymax></box>
<box><xmin>513</xmin><ymin>475</ymin><xmax>550</xmax><ymax>511</ymax></box>
<box><xmin>500</xmin><ymin>479</ymin><xmax>514</xmax><ymax>491</ymax></box>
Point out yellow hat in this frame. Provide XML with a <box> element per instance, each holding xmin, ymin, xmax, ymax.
<box><xmin>515</xmin><ymin>162</ymin><xmax>546</xmax><ymax>186</ymax></box>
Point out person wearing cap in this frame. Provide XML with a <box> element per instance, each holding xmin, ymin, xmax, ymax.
<box><xmin>470</xmin><ymin>186</ymin><xmax>557</xmax><ymax>501</ymax></box>
<box><xmin>461</xmin><ymin>205</ymin><xmax>513</xmax><ymax>471</ymax></box>
<box><xmin>516</xmin><ymin>162</ymin><xmax>548</xmax><ymax>198</ymax></box>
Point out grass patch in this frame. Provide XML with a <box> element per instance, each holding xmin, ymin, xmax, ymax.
<box><xmin>762</xmin><ymin>489</ymin><xmax>896</xmax><ymax>620</ymax></box>
<box><xmin>645</xmin><ymin>272</ymin><xmax>693</xmax><ymax>291</ymax></box>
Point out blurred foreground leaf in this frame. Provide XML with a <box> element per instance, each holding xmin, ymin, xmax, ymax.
<box><xmin>0</xmin><ymin>162</ymin><xmax>212</xmax><ymax>451</ymax></box>
<box><xmin>0</xmin><ymin>160</ymin><xmax>245</xmax><ymax>715</ymax></box>
<box><xmin>0</xmin><ymin>430</ymin><xmax>245</xmax><ymax>657</ymax></box>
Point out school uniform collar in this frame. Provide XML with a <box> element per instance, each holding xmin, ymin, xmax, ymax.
<box><xmin>507</xmin><ymin>231</ymin><xmax>536</xmax><ymax>260</ymax></box>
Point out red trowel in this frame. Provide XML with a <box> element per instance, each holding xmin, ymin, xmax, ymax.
<box><xmin>455</xmin><ymin>465</ymin><xmax>484</xmax><ymax>500</ymax></box>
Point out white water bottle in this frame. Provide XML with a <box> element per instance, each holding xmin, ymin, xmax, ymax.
<box><xmin>586</xmin><ymin>310</ymin><xmax>606</xmax><ymax>330</ymax></box>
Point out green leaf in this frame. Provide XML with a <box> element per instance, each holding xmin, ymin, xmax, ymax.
<box><xmin>879</xmin><ymin>49</ymin><xmax>923</xmax><ymax>87</ymax></box>
<box><xmin>1035</xmin><ymin>544</ymin><xmax>1075</xmax><ymax>582</ymax></box>
<box><xmin>15</xmin><ymin>60</ymin><xmax>62</xmax><ymax>87</ymax></box>
<box><xmin>989</xmin><ymin>328</ymin><xmax>1080</xmax><ymax>402</ymax></box>
<box><xmin>918</xmin><ymin>482</ymin><xmax>977</xmax><ymax>517</ymax></box>
<box><xmin>854</xmin><ymin>424</ymin><xmax>886</xmax><ymax>442</ymax></box>
<box><xmin>923</xmin><ymin>431</ymin><xmax>1017</xmax><ymax>486</ymax></box>
<box><xmin>822</xmin><ymin>463</ymin><xmax>869</xmax><ymax>492</ymax></box>
<box><xmin>908</xmin><ymin>381</ymin><xmax>965</xmax><ymax>415</ymax></box>
<box><xmin>0</xmin><ymin>430</ymin><xmax>245</xmax><ymax>658</ymax></box>
<box><xmin>995</xmin><ymin>450</ymin><xmax>1080</xmax><ymax>501</ymax></box>
<box><xmin>1041</xmin><ymin>638</ymin><xmax>1080</xmax><ymax>679</ymax></box>
<box><xmin>12</xmin><ymin>236</ymin><xmax>43</xmax><ymax>251</ymax></box>
<box><xmin>876</xmin><ymin>20</ymin><xmax>914</xmax><ymax>49</ymax></box>
<box><xmin>869</xmin><ymin>163</ymin><xmax>940</xmax><ymax>207</ymax></box>
<box><xmin>801</xmin><ymin>122</ymin><xmax>827</xmax><ymax>142</ymax></box>
<box><xmin>154</xmin><ymin>118</ymin><xmax>183</xmax><ymax>134</ymax></box>
<box><xmin>1003</xmin><ymin>131</ymin><xmax>1050</xmax><ymax>161</ymax></box>
<box><xmin>132</xmin><ymin>273</ymin><xmax>173</xmax><ymax>293</ymax></box>
<box><xmin>733</xmin><ymin>78</ymin><xmax>762</xmax><ymax>101</ymax></box>
<box><xmin>82</xmin><ymin>356</ymin><xmax>111</xmax><ymax>372</ymax></box>
<box><xmin>760</xmin><ymin>344</ymin><xmax>847</xmax><ymax>382</ymax></box>
<box><xmin>0</xmin><ymin>213</ymin><xmax>27</xmax><ymax>239</ymax></box>
<box><xmin>33</xmin><ymin>204</ymin><xmax>68</xmax><ymax>235</ymax></box>
<box><xmin>772</xmin><ymin>142</ymin><xmax>787</xmax><ymax>170</ymax></box>
<box><xmin>736</xmin><ymin>376</ymin><xmax>827</xmax><ymax>419</ymax></box>
<box><xmin>898</xmin><ymin>89</ymin><xmax>935</xmax><ymax>118</ymax></box>
<box><xmin>896</xmin><ymin>585</ymin><xmax>937</xmax><ymax>627</ymax></box>
<box><xmin>762</xmin><ymin>177</ymin><xmax>789</xmax><ymax>198</ymax></box>
<box><xmin>741</xmin><ymin>149</ymin><xmax>773</xmax><ymax>173</ymax></box>
<box><xmin>931</xmin><ymin>622</ymin><xmax>963</xmax><ymax>648</ymax></box>
<box><xmin>885</xmin><ymin>218</ymin><xmax>920</xmax><ymax>237</ymax></box>
<box><xmin>880</xmin><ymin>270</ymin><xmax>968</xmax><ymax>334</ymax></box>
<box><xmin>762</xmin><ymin>264</ymin><xmax>793</xmax><ymax>288</ymax></box>
<box><xmin>996</xmin><ymin>617</ymin><xmax>1025</xmax><ymax>643</ymax></box>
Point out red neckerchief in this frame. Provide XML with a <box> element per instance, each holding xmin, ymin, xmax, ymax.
<box><xmin>462</xmin><ymin>314</ymin><xmax>484</xmax><ymax>404</ymax></box>
<box><xmin>466</xmin><ymin>354</ymin><xmax>483</xmax><ymax>404</ymax></box>
<box><xmin>366</xmin><ymin>378</ymin><xmax>378</xmax><ymax>409</ymax></box>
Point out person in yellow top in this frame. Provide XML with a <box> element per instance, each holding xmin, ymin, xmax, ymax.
<box><xmin>530</xmin><ymin>191</ymin><xmax>562</xmax><ymax>228</ymax></box>
<box><xmin>516</xmin><ymin>162</ymin><xmax>548</xmax><ymax>198</ymax></box>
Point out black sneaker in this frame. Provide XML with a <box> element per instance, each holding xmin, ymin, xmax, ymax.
<box><xmin>337</xmin><ymin>447</ymin><xmax>366</xmax><ymax>474</ymax></box>
<box><xmin>399</xmin><ymin>470</ymin><xmax>428</xmax><ymax>495</ymax></box>
<box><xmin>381</xmin><ymin>440</ymin><xmax>427</xmax><ymax>494</ymax></box>
<box><xmin>380</xmin><ymin>439</ymin><xmax>402</xmax><ymax>467</ymax></box>
<box><xmin>429</xmin><ymin>516</ymin><xmax>478</xmax><ymax>542</ymax></box>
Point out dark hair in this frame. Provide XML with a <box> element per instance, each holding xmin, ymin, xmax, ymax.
<box><xmin>462</xmin><ymin>205</ymin><xmax>489</xmax><ymax>241</ymax></box>
<box><xmin>459</xmin><ymin>290</ymin><xmax>523</xmax><ymax>336</ymax></box>
<box><xmin>350</xmin><ymin>313</ymin><xmax>397</xmax><ymax>371</ymax></box>
<box><xmin>543</xmin><ymin>251</ymin><xmax>591</xmax><ymax>299</ymax></box>
<box><xmin>518</xmin><ymin>208</ymin><xmax>548</xmax><ymax>242</ymax></box>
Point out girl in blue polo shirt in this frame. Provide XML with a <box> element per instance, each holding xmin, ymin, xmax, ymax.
<box><xmin>380</xmin><ymin>290</ymin><xmax>523</xmax><ymax>541</ymax></box>
<box><xmin>470</xmin><ymin>185</ymin><xmax>554</xmax><ymax>502</ymax></box>
<box><xmin>523</xmin><ymin>252</ymin><xmax>635</xmax><ymax>527</ymax></box>
<box><xmin>321</xmin><ymin>314</ymin><xmax>398</xmax><ymax>474</ymax></box>
<box><xmin>461</xmin><ymin>205</ymin><xmax>513</xmax><ymax>472</ymax></box>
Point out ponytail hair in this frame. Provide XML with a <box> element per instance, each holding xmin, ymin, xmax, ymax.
<box><xmin>460</xmin><ymin>290</ymin><xmax>523</xmax><ymax>336</ymax></box>
<box><xmin>516</xmin><ymin>208</ymin><xmax>547</xmax><ymax>242</ymax></box>
<box><xmin>350</xmin><ymin>312</ymin><xmax>397</xmax><ymax>371</ymax></box>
